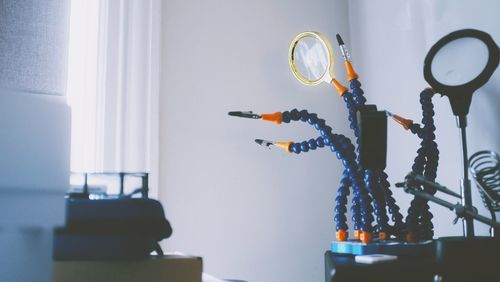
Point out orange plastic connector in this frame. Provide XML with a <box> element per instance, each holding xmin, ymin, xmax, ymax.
<box><xmin>378</xmin><ymin>232</ymin><xmax>389</xmax><ymax>240</ymax></box>
<box><xmin>392</xmin><ymin>114</ymin><xmax>413</xmax><ymax>130</ymax></box>
<box><xmin>406</xmin><ymin>232</ymin><xmax>416</xmax><ymax>242</ymax></box>
<box><xmin>331</xmin><ymin>79</ymin><xmax>348</xmax><ymax>96</ymax></box>
<box><xmin>336</xmin><ymin>229</ymin><xmax>348</xmax><ymax>241</ymax></box>
<box><xmin>275</xmin><ymin>141</ymin><xmax>293</xmax><ymax>153</ymax></box>
<box><xmin>345</xmin><ymin>61</ymin><xmax>359</xmax><ymax>81</ymax></box>
<box><xmin>353</xmin><ymin>230</ymin><xmax>361</xmax><ymax>240</ymax></box>
<box><xmin>360</xmin><ymin>231</ymin><xmax>372</xmax><ymax>243</ymax></box>
<box><xmin>261</xmin><ymin>112</ymin><xmax>283</xmax><ymax>124</ymax></box>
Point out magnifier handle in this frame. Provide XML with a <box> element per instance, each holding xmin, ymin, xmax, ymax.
<box><xmin>445</xmin><ymin>88</ymin><xmax>475</xmax><ymax>117</ymax></box>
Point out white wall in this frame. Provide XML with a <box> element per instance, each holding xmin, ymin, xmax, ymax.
<box><xmin>348</xmin><ymin>0</ymin><xmax>500</xmax><ymax>238</ymax></box>
<box><xmin>160</xmin><ymin>1</ymin><xmax>349</xmax><ymax>281</ymax></box>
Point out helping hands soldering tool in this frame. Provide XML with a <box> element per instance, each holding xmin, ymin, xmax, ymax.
<box><xmin>228</xmin><ymin>33</ymin><xmax>397</xmax><ymax>243</ymax></box>
<box><xmin>228</xmin><ymin>32</ymin><xmax>444</xmax><ymax>245</ymax></box>
<box><xmin>228</xmin><ymin>33</ymin><xmax>406</xmax><ymax>244</ymax></box>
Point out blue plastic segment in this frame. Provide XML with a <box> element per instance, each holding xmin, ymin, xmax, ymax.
<box><xmin>283</xmin><ymin>109</ymin><xmax>372</xmax><ymax>231</ymax></box>
<box><xmin>350</xmin><ymin>79</ymin><xmax>367</xmax><ymax>107</ymax></box>
<box><xmin>331</xmin><ymin>239</ymin><xmax>435</xmax><ymax>257</ymax></box>
<box><xmin>405</xmin><ymin>89</ymin><xmax>439</xmax><ymax>240</ymax></box>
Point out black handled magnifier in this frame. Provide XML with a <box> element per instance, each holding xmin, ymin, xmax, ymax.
<box><xmin>423</xmin><ymin>29</ymin><xmax>499</xmax><ymax>238</ymax></box>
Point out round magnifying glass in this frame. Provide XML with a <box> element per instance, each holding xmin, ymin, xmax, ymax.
<box><xmin>424</xmin><ymin>29</ymin><xmax>499</xmax><ymax>119</ymax></box>
<box><xmin>423</xmin><ymin>29</ymin><xmax>499</xmax><ymax>238</ymax></box>
<box><xmin>289</xmin><ymin>31</ymin><xmax>337</xmax><ymax>86</ymax></box>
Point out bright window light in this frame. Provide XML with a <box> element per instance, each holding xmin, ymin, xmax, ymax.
<box><xmin>66</xmin><ymin>0</ymin><xmax>102</xmax><ymax>172</ymax></box>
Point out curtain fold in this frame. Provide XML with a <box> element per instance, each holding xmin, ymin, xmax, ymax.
<box><xmin>68</xmin><ymin>0</ymin><xmax>161</xmax><ymax>197</ymax></box>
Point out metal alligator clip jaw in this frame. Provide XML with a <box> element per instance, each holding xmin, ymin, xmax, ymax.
<box><xmin>228</xmin><ymin>111</ymin><xmax>261</xmax><ymax>119</ymax></box>
<box><xmin>255</xmin><ymin>139</ymin><xmax>274</xmax><ymax>149</ymax></box>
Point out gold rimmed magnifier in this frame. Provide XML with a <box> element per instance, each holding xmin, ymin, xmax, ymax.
<box><xmin>289</xmin><ymin>31</ymin><xmax>347</xmax><ymax>94</ymax></box>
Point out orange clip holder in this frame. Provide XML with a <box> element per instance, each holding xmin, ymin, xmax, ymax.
<box><xmin>392</xmin><ymin>114</ymin><xmax>413</xmax><ymax>130</ymax></box>
<box><xmin>261</xmin><ymin>112</ymin><xmax>283</xmax><ymax>124</ymax></box>
<box><xmin>331</xmin><ymin>79</ymin><xmax>348</xmax><ymax>96</ymax></box>
<box><xmin>345</xmin><ymin>61</ymin><xmax>359</xmax><ymax>81</ymax></box>
<box><xmin>275</xmin><ymin>142</ymin><xmax>293</xmax><ymax>153</ymax></box>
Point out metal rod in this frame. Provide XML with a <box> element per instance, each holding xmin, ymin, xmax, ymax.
<box><xmin>119</xmin><ymin>172</ymin><xmax>125</xmax><ymax>196</ymax></box>
<box><xmin>405</xmin><ymin>186</ymin><xmax>500</xmax><ymax>228</ymax></box>
<box><xmin>83</xmin><ymin>173</ymin><xmax>89</xmax><ymax>194</ymax></box>
<box><xmin>142</xmin><ymin>173</ymin><xmax>149</xmax><ymax>198</ymax></box>
<box><xmin>457</xmin><ymin>115</ymin><xmax>474</xmax><ymax>237</ymax></box>
<box><xmin>406</xmin><ymin>187</ymin><xmax>455</xmax><ymax>210</ymax></box>
<box><xmin>463</xmin><ymin>208</ymin><xmax>500</xmax><ymax>228</ymax></box>
<box><xmin>409</xmin><ymin>173</ymin><xmax>461</xmax><ymax>198</ymax></box>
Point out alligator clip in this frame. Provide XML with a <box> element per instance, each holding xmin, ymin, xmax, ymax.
<box><xmin>255</xmin><ymin>139</ymin><xmax>292</xmax><ymax>153</ymax></box>
<box><xmin>229</xmin><ymin>111</ymin><xmax>283</xmax><ymax>124</ymax></box>
<box><xmin>228</xmin><ymin>111</ymin><xmax>261</xmax><ymax>119</ymax></box>
<box><xmin>386</xmin><ymin>111</ymin><xmax>413</xmax><ymax>130</ymax></box>
<box><xmin>335</xmin><ymin>34</ymin><xmax>358</xmax><ymax>81</ymax></box>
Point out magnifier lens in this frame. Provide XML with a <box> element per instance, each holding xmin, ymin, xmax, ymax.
<box><xmin>431</xmin><ymin>37</ymin><xmax>489</xmax><ymax>86</ymax></box>
<box><xmin>293</xmin><ymin>36</ymin><xmax>329</xmax><ymax>81</ymax></box>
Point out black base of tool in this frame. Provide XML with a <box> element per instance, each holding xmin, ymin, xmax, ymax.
<box><xmin>435</xmin><ymin>236</ymin><xmax>499</xmax><ymax>282</ymax></box>
<box><xmin>326</xmin><ymin>236</ymin><xmax>500</xmax><ymax>282</ymax></box>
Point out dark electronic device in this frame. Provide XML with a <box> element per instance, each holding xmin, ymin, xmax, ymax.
<box><xmin>325</xmin><ymin>251</ymin><xmax>437</xmax><ymax>282</ymax></box>
<box><xmin>356</xmin><ymin>105</ymin><xmax>387</xmax><ymax>170</ymax></box>
<box><xmin>53</xmin><ymin>172</ymin><xmax>172</xmax><ymax>260</ymax></box>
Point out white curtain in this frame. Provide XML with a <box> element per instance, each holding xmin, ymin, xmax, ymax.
<box><xmin>67</xmin><ymin>0</ymin><xmax>161</xmax><ymax>197</ymax></box>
